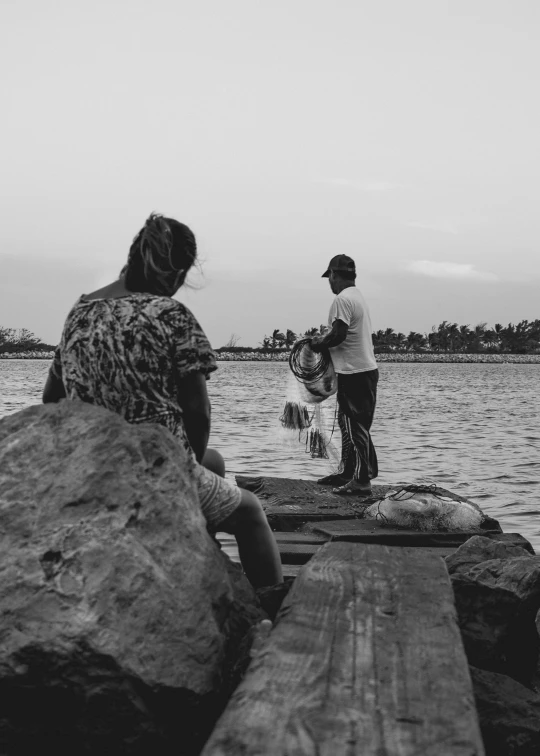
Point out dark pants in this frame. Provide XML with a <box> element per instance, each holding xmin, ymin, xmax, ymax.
<box><xmin>337</xmin><ymin>369</ymin><xmax>379</xmax><ymax>483</ymax></box>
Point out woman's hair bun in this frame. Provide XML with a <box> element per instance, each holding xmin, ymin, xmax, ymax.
<box><xmin>123</xmin><ymin>213</ymin><xmax>197</xmax><ymax>295</ymax></box>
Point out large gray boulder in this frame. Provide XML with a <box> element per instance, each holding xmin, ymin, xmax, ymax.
<box><xmin>0</xmin><ymin>400</ymin><xmax>264</xmax><ymax>755</ymax></box>
<box><xmin>470</xmin><ymin>666</ymin><xmax>540</xmax><ymax>756</ymax></box>
<box><xmin>446</xmin><ymin>535</ymin><xmax>535</xmax><ymax>576</ymax></box>
<box><xmin>447</xmin><ymin>536</ymin><xmax>540</xmax><ymax>685</ymax></box>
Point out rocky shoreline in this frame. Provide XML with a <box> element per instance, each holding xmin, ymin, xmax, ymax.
<box><xmin>216</xmin><ymin>352</ymin><xmax>540</xmax><ymax>364</ymax></box>
<box><xmin>0</xmin><ymin>351</ymin><xmax>56</xmax><ymax>359</ymax></box>
<box><xmin>2</xmin><ymin>351</ymin><xmax>540</xmax><ymax>364</ymax></box>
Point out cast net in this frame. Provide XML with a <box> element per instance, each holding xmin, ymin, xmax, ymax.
<box><xmin>279</xmin><ymin>339</ymin><xmax>340</xmax><ymax>460</ymax></box>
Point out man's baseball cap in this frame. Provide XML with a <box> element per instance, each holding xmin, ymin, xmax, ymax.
<box><xmin>322</xmin><ymin>254</ymin><xmax>356</xmax><ymax>278</ymax></box>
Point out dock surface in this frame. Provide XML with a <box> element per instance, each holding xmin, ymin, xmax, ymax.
<box><xmin>218</xmin><ymin>476</ymin><xmax>525</xmax><ymax>578</ymax></box>
<box><xmin>203</xmin><ymin>541</ymin><xmax>485</xmax><ymax>756</ymax></box>
<box><xmin>236</xmin><ymin>474</ymin><xmax>501</xmax><ymax>532</ymax></box>
<box><xmin>210</xmin><ymin>475</ymin><xmax>534</xmax><ymax>754</ymax></box>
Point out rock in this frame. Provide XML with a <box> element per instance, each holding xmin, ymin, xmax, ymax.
<box><xmin>470</xmin><ymin>666</ymin><xmax>540</xmax><ymax>756</ymax></box>
<box><xmin>465</xmin><ymin>557</ymin><xmax>540</xmax><ymax>606</ymax></box>
<box><xmin>481</xmin><ymin>515</ymin><xmax>504</xmax><ymax>532</ymax></box>
<box><xmin>446</xmin><ymin>535</ymin><xmax>535</xmax><ymax>576</ymax></box>
<box><xmin>448</xmin><ymin>537</ymin><xmax>540</xmax><ymax>685</ymax></box>
<box><xmin>0</xmin><ymin>400</ymin><xmax>265</xmax><ymax>755</ymax></box>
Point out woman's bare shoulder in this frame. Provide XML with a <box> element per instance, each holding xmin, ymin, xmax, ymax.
<box><xmin>83</xmin><ymin>280</ymin><xmax>129</xmax><ymax>301</ymax></box>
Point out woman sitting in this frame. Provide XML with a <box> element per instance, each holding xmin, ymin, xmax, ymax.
<box><xmin>43</xmin><ymin>213</ymin><xmax>282</xmax><ymax>588</ymax></box>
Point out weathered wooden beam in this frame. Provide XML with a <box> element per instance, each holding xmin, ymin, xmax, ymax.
<box><xmin>274</xmin><ymin>532</ymin><xmax>328</xmax><ymax>545</ymax></box>
<box><xmin>202</xmin><ymin>542</ymin><xmax>484</xmax><ymax>756</ymax></box>
<box><xmin>313</xmin><ymin>520</ymin><xmax>532</xmax><ymax>550</ymax></box>
<box><xmin>312</xmin><ymin>519</ymin><xmax>498</xmax><ymax>546</ymax></box>
<box><xmin>281</xmin><ymin>564</ymin><xmax>304</xmax><ymax>578</ymax></box>
<box><xmin>217</xmin><ymin>532</ymin><xmax>328</xmax><ymax>567</ymax></box>
<box><xmin>280</xmin><ymin>542</ymin><xmax>459</xmax><ymax>566</ymax></box>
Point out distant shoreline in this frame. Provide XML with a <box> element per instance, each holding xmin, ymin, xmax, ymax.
<box><xmin>215</xmin><ymin>352</ymin><xmax>540</xmax><ymax>363</ymax></box>
<box><xmin>0</xmin><ymin>352</ymin><xmax>57</xmax><ymax>360</ymax></box>
<box><xmin>2</xmin><ymin>351</ymin><xmax>539</xmax><ymax>364</ymax></box>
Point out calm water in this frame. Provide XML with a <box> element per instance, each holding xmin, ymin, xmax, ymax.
<box><xmin>1</xmin><ymin>359</ymin><xmax>539</xmax><ymax>552</ymax></box>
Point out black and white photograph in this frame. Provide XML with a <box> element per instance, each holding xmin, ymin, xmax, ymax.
<box><xmin>1</xmin><ymin>1</ymin><xmax>539</xmax><ymax>754</ymax></box>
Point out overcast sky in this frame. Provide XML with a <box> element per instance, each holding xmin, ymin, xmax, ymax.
<box><xmin>2</xmin><ymin>0</ymin><xmax>539</xmax><ymax>347</ymax></box>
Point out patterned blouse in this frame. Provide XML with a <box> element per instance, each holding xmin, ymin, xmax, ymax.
<box><xmin>51</xmin><ymin>294</ymin><xmax>217</xmax><ymax>451</ymax></box>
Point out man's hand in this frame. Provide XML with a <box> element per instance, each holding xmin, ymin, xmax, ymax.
<box><xmin>310</xmin><ymin>320</ymin><xmax>348</xmax><ymax>352</ymax></box>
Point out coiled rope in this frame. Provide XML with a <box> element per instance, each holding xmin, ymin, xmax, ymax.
<box><xmin>389</xmin><ymin>483</ymin><xmax>442</xmax><ymax>500</ymax></box>
<box><xmin>288</xmin><ymin>338</ymin><xmax>332</xmax><ymax>383</ymax></box>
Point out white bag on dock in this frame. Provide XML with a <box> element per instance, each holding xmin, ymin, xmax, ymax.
<box><xmin>365</xmin><ymin>490</ymin><xmax>483</xmax><ymax>531</ymax></box>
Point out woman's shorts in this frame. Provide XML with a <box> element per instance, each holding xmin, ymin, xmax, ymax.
<box><xmin>193</xmin><ymin>462</ymin><xmax>242</xmax><ymax>532</ymax></box>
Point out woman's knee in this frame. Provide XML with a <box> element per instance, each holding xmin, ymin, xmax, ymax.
<box><xmin>202</xmin><ymin>448</ymin><xmax>225</xmax><ymax>478</ymax></box>
<box><xmin>239</xmin><ymin>488</ymin><xmax>266</xmax><ymax>517</ymax></box>
<box><xmin>220</xmin><ymin>489</ymin><xmax>267</xmax><ymax>533</ymax></box>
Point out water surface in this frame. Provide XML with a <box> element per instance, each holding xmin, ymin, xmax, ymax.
<box><xmin>2</xmin><ymin>359</ymin><xmax>539</xmax><ymax>551</ymax></box>
<box><xmin>208</xmin><ymin>361</ymin><xmax>540</xmax><ymax>551</ymax></box>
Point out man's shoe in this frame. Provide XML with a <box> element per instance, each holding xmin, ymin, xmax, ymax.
<box><xmin>317</xmin><ymin>473</ymin><xmax>351</xmax><ymax>486</ymax></box>
<box><xmin>332</xmin><ymin>482</ymin><xmax>373</xmax><ymax>497</ymax></box>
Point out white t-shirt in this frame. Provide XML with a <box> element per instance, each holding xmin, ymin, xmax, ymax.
<box><xmin>327</xmin><ymin>286</ymin><xmax>377</xmax><ymax>374</ymax></box>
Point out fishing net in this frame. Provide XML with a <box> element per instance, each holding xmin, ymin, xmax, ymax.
<box><xmin>306</xmin><ymin>427</ymin><xmax>328</xmax><ymax>458</ymax></box>
<box><xmin>279</xmin><ymin>401</ymin><xmax>312</xmax><ymax>430</ymax></box>
<box><xmin>288</xmin><ymin>339</ymin><xmax>337</xmax><ymax>404</ymax></box>
<box><xmin>365</xmin><ymin>484</ymin><xmax>484</xmax><ymax>531</ymax></box>
<box><xmin>279</xmin><ymin>340</ymin><xmax>340</xmax><ymax>460</ymax></box>
<box><xmin>279</xmin><ymin>397</ymin><xmax>331</xmax><ymax>457</ymax></box>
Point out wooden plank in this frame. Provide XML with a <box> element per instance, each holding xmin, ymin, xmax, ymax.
<box><xmin>219</xmin><ymin>527</ymin><xmax>462</xmax><ymax>573</ymax></box>
<box><xmin>236</xmin><ymin>475</ymin><xmax>390</xmax><ymax>528</ymax></box>
<box><xmin>274</xmin><ymin>532</ymin><xmax>327</xmax><ymax>545</ymax></box>
<box><xmin>278</xmin><ymin>543</ymin><xmax>323</xmax><ymax>564</ymax></box>
<box><xmin>311</xmin><ymin>520</ymin><xmax>530</xmax><ymax>549</ymax></box>
<box><xmin>202</xmin><ymin>543</ymin><xmax>484</xmax><ymax>756</ymax></box>
<box><xmin>216</xmin><ymin>533</ymin><xmax>327</xmax><ymax>567</ymax></box>
<box><xmin>281</xmin><ymin>564</ymin><xmax>304</xmax><ymax>578</ymax></box>
<box><xmin>280</xmin><ymin>543</ymin><xmax>459</xmax><ymax>569</ymax></box>
<box><xmin>311</xmin><ymin>519</ymin><xmax>496</xmax><ymax>546</ymax></box>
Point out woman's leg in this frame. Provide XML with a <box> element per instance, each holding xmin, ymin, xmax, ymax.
<box><xmin>220</xmin><ymin>489</ymin><xmax>283</xmax><ymax>588</ymax></box>
<box><xmin>202</xmin><ymin>448</ymin><xmax>226</xmax><ymax>478</ymax></box>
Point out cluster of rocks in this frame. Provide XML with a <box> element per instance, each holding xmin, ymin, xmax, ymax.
<box><xmin>0</xmin><ymin>351</ymin><xmax>56</xmax><ymax>360</ymax></box>
<box><xmin>446</xmin><ymin>536</ymin><xmax>540</xmax><ymax>754</ymax></box>
<box><xmin>0</xmin><ymin>401</ymin><xmax>266</xmax><ymax>755</ymax></box>
<box><xmin>215</xmin><ymin>351</ymin><xmax>289</xmax><ymax>361</ymax></box>
<box><xmin>376</xmin><ymin>352</ymin><xmax>540</xmax><ymax>364</ymax></box>
<box><xmin>213</xmin><ymin>351</ymin><xmax>540</xmax><ymax>363</ymax></box>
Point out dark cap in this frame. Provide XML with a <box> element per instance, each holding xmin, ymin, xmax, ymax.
<box><xmin>322</xmin><ymin>254</ymin><xmax>356</xmax><ymax>278</ymax></box>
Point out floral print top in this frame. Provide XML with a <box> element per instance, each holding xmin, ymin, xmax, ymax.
<box><xmin>50</xmin><ymin>294</ymin><xmax>216</xmax><ymax>450</ymax></box>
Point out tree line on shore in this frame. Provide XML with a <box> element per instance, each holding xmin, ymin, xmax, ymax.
<box><xmin>2</xmin><ymin>318</ymin><xmax>540</xmax><ymax>355</ymax></box>
<box><xmin>220</xmin><ymin>319</ymin><xmax>540</xmax><ymax>355</ymax></box>
<box><xmin>0</xmin><ymin>328</ymin><xmax>55</xmax><ymax>354</ymax></box>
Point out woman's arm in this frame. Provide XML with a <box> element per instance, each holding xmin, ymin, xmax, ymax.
<box><xmin>176</xmin><ymin>371</ymin><xmax>211</xmax><ymax>463</ymax></box>
<box><xmin>43</xmin><ymin>371</ymin><xmax>67</xmax><ymax>403</ymax></box>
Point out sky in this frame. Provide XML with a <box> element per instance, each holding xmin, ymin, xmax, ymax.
<box><xmin>1</xmin><ymin>0</ymin><xmax>539</xmax><ymax>347</ymax></box>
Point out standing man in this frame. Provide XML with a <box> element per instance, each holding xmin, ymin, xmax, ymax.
<box><xmin>310</xmin><ymin>255</ymin><xmax>378</xmax><ymax>496</ymax></box>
